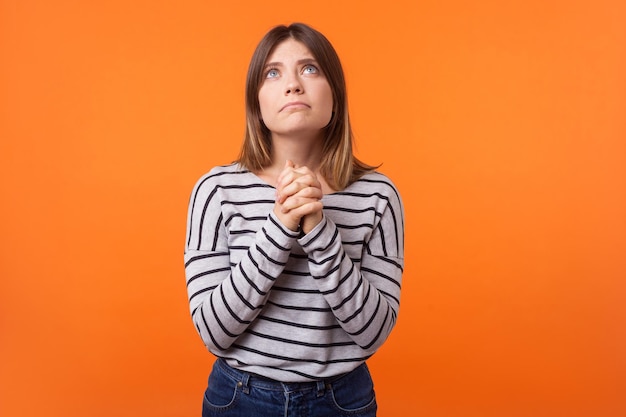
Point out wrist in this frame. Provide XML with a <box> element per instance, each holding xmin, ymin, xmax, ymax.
<box><xmin>301</xmin><ymin>212</ymin><xmax>323</xmax><ymax>234</ymax></box>
<box><xmin>273</xmin><ymin>206</ymin><xmax>300</xmax><ymax>232</ymax></box>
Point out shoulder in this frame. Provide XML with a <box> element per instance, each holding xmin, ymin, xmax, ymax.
<box><xmin>350</xmin><ymin>171</ymin><xmax>403</xmax><ymax>204</ymax></box>
<box><xmin>188</xmin><ymin>163</ymin><xmax>249</xmax><ymax>202</ymax></box>
<box><xmin>195</xmin><ymin>163</ymin><xmax>249</xmax><ymax>184</ymax></box>
<box><xmin>188</xmin><ymin>163</ymin><xmax>275</xmax><ymax>205</ymax></box>
<box><xmin>190</xmin><ymin>163</ymin><xmax>255</xmax><ymax>192</ymax></box>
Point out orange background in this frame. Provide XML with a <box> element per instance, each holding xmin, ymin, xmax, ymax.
<box><xmin>1</xmin><ymin>1</ymin><xmax>625</xmax><ymax>416</ymax></box>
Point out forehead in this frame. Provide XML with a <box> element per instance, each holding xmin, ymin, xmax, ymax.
<box><xmin>265</xmin><ymin>38</ymin><xmax>315</xmax><ymax>64</ymax></box>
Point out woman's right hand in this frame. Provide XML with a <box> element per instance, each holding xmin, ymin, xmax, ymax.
<box><xmin>274</xmin><ymin>160</ymin><xmax>323</xmax><ymax>233</ymax></box>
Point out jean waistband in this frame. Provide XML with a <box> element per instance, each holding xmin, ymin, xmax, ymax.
<box><xmin>216</xmin><ymin>358</ymin><xmax>352</xmax><ymax>393</ymax></box>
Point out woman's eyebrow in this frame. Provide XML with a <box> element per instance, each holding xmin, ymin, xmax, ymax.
<box><xmin>264</xmin><ymin>61</ymin><xmax>282</xmax><ymax>69</ymax></box>
<box><xmin>264</xmin><ymin>58</ymin><xmax>318</xmax><ymax>69</ymax></box>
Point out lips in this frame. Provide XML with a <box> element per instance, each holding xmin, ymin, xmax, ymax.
<box><xmin>280</xmin><ymin>101</ymin><xmax>310</xmax><ymax>112</ymax></box>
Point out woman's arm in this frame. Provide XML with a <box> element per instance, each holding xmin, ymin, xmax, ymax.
<box><xmin>184</xmin><ymin>172</ymin><xmax>300</xmax><ymax>352</ymax></box>
<box><xmin>300</xmin><ymin>184</ymin><xmax>405</xmax><ymax>352</ymax></box>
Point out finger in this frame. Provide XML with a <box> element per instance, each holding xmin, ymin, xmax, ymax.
<box><xmin>295</xmin><ymin>174</ymin><xmax>321</xmax><ymax>189</ymax></box>
<box><xmin>281</xmin><ymin>190</ymin><xmax>323</xmax><ymax>212</ymax></box>
<box><xmin>281</xmin><ymin>199</ymin><xmax>323</xmax><ymax>216</ymax></box>
<box><xmin>279</xmin><ymin>179</ymin><xmax>323</xmax><ymax>204</ymax></box>
<box><xmin>276</xmin><ymin>170</ymin><xmax>297</xmax><ymax>196</ymax></box>
<box><xmin>292</xmin><ymin>165</ymin><xmax>315</xmax><ymax>176</ymax></box>
<box><xmin>276</xmin><ymin>171</ymin><xmax>297</xmax><ymax>202</ymax></box>
<box><xmin>277</xmin><ymin>170</ymin><xmax>317</xmax><ymax>201</ymax></box>
<box><xmin>276</xmin><ymin>160</ymin><xmax>296</xmax><ymax>185</ymax></box>
<box><xmin>278</xmin><ymin>163</ymin><xmax>316</xmax><ymax>186</ymax></box>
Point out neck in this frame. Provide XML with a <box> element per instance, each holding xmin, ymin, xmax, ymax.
<box><xmin>255</xmin><ymin>132</ymin><xmax>337</xmax><ymax>193</ymax></box>
<box><xmin>268</xmin><ymin>132</ymin><xmax>324</xmax><ymax>172</ymax></box>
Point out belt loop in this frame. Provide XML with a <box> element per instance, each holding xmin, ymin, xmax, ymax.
<box><xmin>240</xmin><ymin>372</ymin><xmax>250</xmax><ymax>395</ymax></box>
<box><xmin>316</xmin><ymin>380</ymin><xmax>325</xmax><ymax>397</ymax></box>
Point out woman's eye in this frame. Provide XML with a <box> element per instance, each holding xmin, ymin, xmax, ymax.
<box><xmin>303</xmin><ymin>65</ymin><xmax>318</xmax><ymax>74</ymax></box>
<box><xmin>266</xmin><ymin>69</ymin><xmax>279</xmax><ymax>78</ymax></box>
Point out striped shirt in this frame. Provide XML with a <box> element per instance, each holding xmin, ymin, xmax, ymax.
<box><xmin>184</xmin><ymin>163</ymin><xmax>404</xmax><ymax>382</ymax></box>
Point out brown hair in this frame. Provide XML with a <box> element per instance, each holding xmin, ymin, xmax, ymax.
<box><xmin>236</xmin><ymin>22</ymin><xmax>377</xmax><ymax>190</ymax></box>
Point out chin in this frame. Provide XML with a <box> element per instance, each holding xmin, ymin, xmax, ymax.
<box><xmin>271</xmin><ymin>122</ymin><xmax>328</xmax><ymax>138</ymax></box>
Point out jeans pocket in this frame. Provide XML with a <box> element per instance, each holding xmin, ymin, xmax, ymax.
<box><xmin>203</xmin><ymin>364</ymin><xmax>239</xmax><ymax>410</ymax></box>
<box><xmin>327</xmin><ymin>364</ymin><xmax>377</xmax><ymax>414</ymax></box>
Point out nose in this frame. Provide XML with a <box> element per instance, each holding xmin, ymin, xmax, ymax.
<box><xmin>285</xmin><ymin>74</ymin><xmax>303</xmax><ymax>95</ymax></box>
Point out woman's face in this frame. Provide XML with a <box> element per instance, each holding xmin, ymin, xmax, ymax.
<box><xmin>258</xmin><ymin>38</ymin><xmax>333</xmax><ymax>140</ymax></box>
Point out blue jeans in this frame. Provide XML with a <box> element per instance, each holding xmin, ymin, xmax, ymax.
<box><xmin>202</xmin><ymin>359</ymin><xmax>378</xmax><ymax>417</ymax></box>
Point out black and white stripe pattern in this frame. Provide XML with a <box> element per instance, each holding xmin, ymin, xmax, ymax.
<box><xmin>184</xmin><ymin>163</ymin><xmax>404</xmax><ymax>382</ymax></box>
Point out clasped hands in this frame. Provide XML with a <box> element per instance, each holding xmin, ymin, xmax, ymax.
<box><xmin>274</xmin><ymin>160</ymin><xmax>323</xmax><ymax>234</ymax></box>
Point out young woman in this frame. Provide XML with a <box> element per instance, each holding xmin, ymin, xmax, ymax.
<box><xmin>184</xmin><ymin>22</ymin><xmax>405</xmax><ymax>417</ymax></box>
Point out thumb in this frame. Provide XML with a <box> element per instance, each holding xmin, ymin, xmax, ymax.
<box><xmin>277</xmin><ymin>159</ymin><xmax>295</xmax><ymax>186</ymax></box>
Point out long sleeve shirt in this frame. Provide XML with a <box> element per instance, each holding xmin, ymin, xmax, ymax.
<box><xmin>184</xmin><ymin>163</ymin><xmax>404</xmax><ymax>382</ymax></box>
